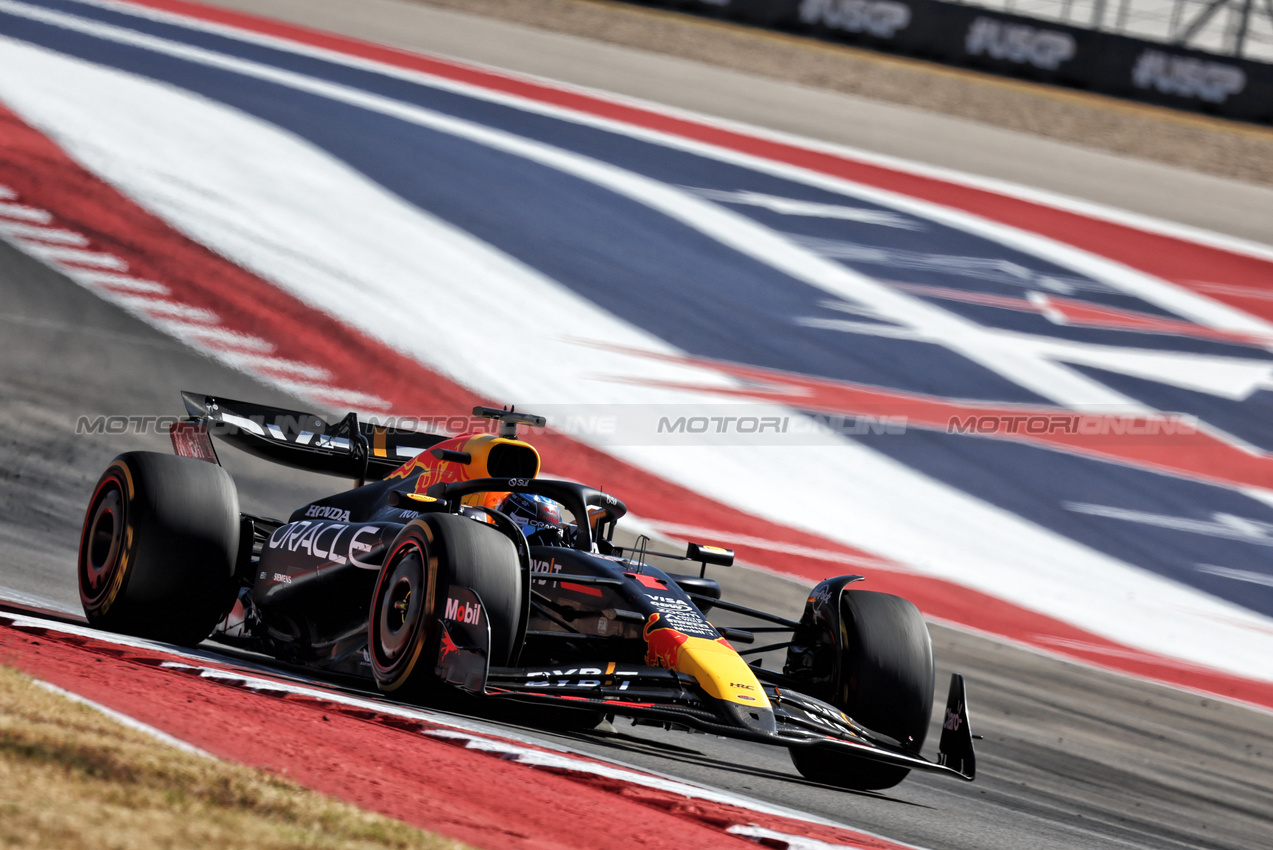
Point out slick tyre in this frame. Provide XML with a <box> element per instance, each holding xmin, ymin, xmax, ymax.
<box><xmin>369</xmin><ymin>514</ymin><xmax>522</xmax><ymax>700</ymax></box>
<box><xmin>790</xmin><ymin>590</ymin><xmax>934</xmax><ymax>791</ymax></box>
<box><xmin>78</xmin><ymin>452</ymin><xmax>240</xmax><ymax>646</ymax></box>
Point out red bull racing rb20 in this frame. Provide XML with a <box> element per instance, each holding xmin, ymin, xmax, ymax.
<box><xmin>78</xmin><ymin>393</ymin><xmax>976</xmax><ymax>791</ymax></box>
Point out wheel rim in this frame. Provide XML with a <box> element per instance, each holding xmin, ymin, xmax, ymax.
<box><xmin>81</xmin><ymin>481</ymin><xmax>125</xmax><ymax>606</ymax></box>
<box><xmin>375</xmin><ymin>543</ymin><xmax>425</xmax><ymax>665</ymax></box>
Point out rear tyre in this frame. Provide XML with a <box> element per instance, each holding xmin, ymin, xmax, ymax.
<box><xmin>78</xmin><ymin>452</ymin><xmax>239</xmax><ymax>646</ymax></box>
<box><xmin>790</xmin><ymin>590</ymin><xmax>934</xmax><ymax>791</ymax></box>
<box><xmin>369</xmin><ymin>514</ymin><xmax>522</xmax><ymax>700</ymax></box>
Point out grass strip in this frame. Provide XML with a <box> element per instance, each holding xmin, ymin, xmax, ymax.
<box><xmin>0</xmin><ymin>664</ymin><xmax>469</xmax><ymax>850</ymax></box>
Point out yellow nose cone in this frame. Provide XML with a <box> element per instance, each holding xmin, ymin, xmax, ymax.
<box><xmin>671</xmin><ymin>635</ymin><xmax>771</xmax><ymax>710</ymax></box>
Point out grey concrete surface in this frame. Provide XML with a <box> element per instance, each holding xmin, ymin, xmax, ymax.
<box><xmin>0</xmin><ymin>238</ymin><xmax>335</xmax><ymax>608</ymax></box>
<box><xmin>197</xmin><ymin>0</ymin><xmax>1273</xmax><ymax>245</ymax></box>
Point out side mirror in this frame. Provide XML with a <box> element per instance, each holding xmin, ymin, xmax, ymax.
<box><xmin>687</xmin><ymin>542</ymin><xmax>734</xmax><ymax>567</ymax></box>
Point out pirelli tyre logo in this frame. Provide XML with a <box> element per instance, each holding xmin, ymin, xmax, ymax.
<box><xmin>799</xmin><ymin>0</ymin><xmax>912</xmax><ymax>40</ymax></box>
<box><xmin>965</xmin><ymin>17</ymin><xmax>1075</xmax><ymax>71</ymax></box>
<box><xmin>1132</xmin><ymin>49</ymin><xmax>1246</xmax><ymax>104</ymax></box>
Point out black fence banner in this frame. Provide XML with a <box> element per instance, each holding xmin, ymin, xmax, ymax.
<box><xmin>628</xmin><ymin>0</ymin><xmax>1273</xmax><ymax>124</ymax></box>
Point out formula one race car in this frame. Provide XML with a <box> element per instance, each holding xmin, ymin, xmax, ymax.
<box><xmin>77</xmin><ymin>393</ymin><xmax>976</xmax><ymax>790</ymax></box>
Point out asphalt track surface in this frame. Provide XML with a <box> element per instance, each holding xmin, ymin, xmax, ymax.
<box><xmin>1</xmin><ymin>5</ymin><xmax>1272</xmax><ymax>850</ymax></box>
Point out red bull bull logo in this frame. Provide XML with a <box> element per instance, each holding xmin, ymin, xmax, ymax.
<box><xmin>643</xmin><ymin>613</ymin><xmax>690</xmax><ymax>668</ymax></box>
<box><xmin>386</xmin><ymin>432</ymin><xmax>540</xmax><ymax>497</ymax></box>
<box><xmin>437</xmin><ymin>626</ymin><xmax>460</xmax><ymax>665</ymax></box>
<box><xmin>644</xmin><ymin>614</ymin><xmax>772</xmax><ymax>710</ymax></box>
<box><xmin>387</xmin><ymin>435</ymin><xmax>473</xmax><ymax>492</ymax></box>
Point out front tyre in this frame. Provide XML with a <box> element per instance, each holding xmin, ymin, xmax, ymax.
<box><xmin>368</xmin><ymin>524</ymin><xmax>433</xmax><ymax>696</ymax></box>
<box><xmin>78</xmin><ymin>452</ymin><xmax>239</xmax><ymax>646</ymax></box>
<box><xmin>368</xmin><ymin>514</ymin><xmax>522</xmax><ymax>700</ymax></box>
<box><xmin>790</xmin><ymin>590</ymin><xmax>934</xmax><ymax>791</ymax></box>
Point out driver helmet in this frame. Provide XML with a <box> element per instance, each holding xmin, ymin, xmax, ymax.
<box><xmin>500</xmin><ymin>492</ymin><xmax>565</xmax><ymax>546</ymax></box>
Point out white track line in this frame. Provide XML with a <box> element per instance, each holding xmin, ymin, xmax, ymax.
<box><xmin>0</xmin><ymin>201</ymin><xmax>50</xmax><ymax>222</ymax></box>
<box><xmin>0</xmin><ymin>221</ymin><xmax>88</xmax><ymax>244</ymax></box>
<box><xmin>0</xmin><ymin>610</ymin><xmax>882</xmax><ymax>841</ymax></box>
<box><xmin>18</xmin><ymin>242</ymin><xmax>127</xmax><ymax>269</ymax></box>
<box><xmin>28</xmin><ymin>678</ymin><xmax>215</xmax><ymax>759</ymax></box>
<box><xmin>69</xmin><ymin>269</ymin><xmax>170</xmax><ymax>295</ymax></box>
<box><xmin>110</xmin><ymin>294</ymin><xmax>219</xmax><ymax>323</ymax></box>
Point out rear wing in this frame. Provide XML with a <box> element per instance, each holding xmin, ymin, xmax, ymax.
<box><xmin>179</xmin><ymin>391</ymin><xmax>446</xmax><ymax>480</ymax></box>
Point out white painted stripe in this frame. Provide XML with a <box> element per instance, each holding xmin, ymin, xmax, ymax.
<box><xmin>1034</xmin><ymin>634</ymin><xmax>1212</xmax><ymax>665</ymax></box>
<box><xmin>0</xmin><ymin>201</ymin><xmax>53</xmax><ymax>223</ymax></box>
<box><xmin>151</xmin><ymin>320</ymin><xmax>275</xmax><ymax>353</ymax></box>
<box><xmin>217</xmin><ymin>351</ymin><xmax>333</xmax><ymax>381</ymax></box>
<box><xmin>1191</xmin><ymin>281</ymin><xmax>1273</xmax><ymax>302</ymax></box>
<box><xmin>2</xmin><ymin>25</ymin><xmax>1272</xmax><ymax>683</ymax></box>
<box><xmin>126</xmin><ymin>660</ymin><xmax>853</xmax><ymax>831</ymax></box>
<box><xmin>1198</xmin><ymin>565</ymin><xmax>1273</xmax><ymax>588</ymax></box>
<box><xmin>265</xmin><ymin>380</ymin><xmax>391</xmax><ymax>412</ymax></box>
<box><xmin>795</xmin><ymin>314</ymin><xmax>1273</xmax><ymax>401</ymax></box>
<box><xmin>612</xmin><ymin>90</ymin><xmax>1273</xmax><ymax>263</ymax></box>
<box><xmin>153</xmin><ymin>326</ymin><xmax>337</xmax><ymax>381</ymax></box>
<box><xmin>427</xmin><ymin>728</ymin><xmax>789</xmax><ymax>808</ymax></box>
<box><xmin>67</xmin><ymin>268</ymin><xmax>170</xmax><ymax>295</ymax></box>
<box><xmin>0</xmin><ymin>586</ymin><xmax>79</xmax><ymax>615</ymax></box>
<box><xmin>0</xmin><ymin>221</ymin><xmax>88</xmax><ymax>244</ymax></box>
<box><xmin>108</xmin><ymin>293</ymin><xmax>218</xmax><ymax>323</ymax></box>
<box><xmin>728</xmin><ymin>825</ymin><xmax>909</xmax><ymax>850</ymax></box>
<box><xmin>1</xmin><ymin>612</ymin><xmax>270</xmax><ymax>670</ymax></box>
<box><xmin>22</xmin><ymin>241</ymin><xmax>128</xmax><ymax>269</ymax></box>
<box><xmin>690</xmin><ymin>188</ymin><xmax>918</xmax><ymax>229</ymax></box>
<box><xmin>64</xmin><ymin>0</ymin><xmax>1273</xmax><ymax>270</ymax></box>
<box><xmin>419</xmin><ymin>728</ymin><xmax>905</xmax><ymax>842</ymax></box>
<box><xmin>29</xmin><ymin>678</ymin><xmax>215</xmax><ymax>759</ymax></box>
<box><xmin>0</xmin><ymin>183</ymin><xmax>15</xmax><ymax>199</ymax></box>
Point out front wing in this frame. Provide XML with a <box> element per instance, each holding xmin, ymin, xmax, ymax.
<box><xmin>476</xmin><ymin>660</ymin><xmax>976</xmax><ymax>782</ymax></box>
<box><xmin>435</xmin><ymin>592</ymin><xmax>975</xmax><ymax>783</ymax></box>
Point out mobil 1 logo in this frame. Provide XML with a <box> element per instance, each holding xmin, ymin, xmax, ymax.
<box><xmin>445</xmin><ymin>591</ymin><xmax>483</xmax><ymax>627</ymax></box>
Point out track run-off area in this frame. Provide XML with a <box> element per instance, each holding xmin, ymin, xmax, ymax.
<box><xmin>1</xmin><ymin>609</ymin><xmax>920</xmax><ymax>850</ymax></box>
<box><xmin>1</xmin><ymin>1</ymin><xmax>1272</xmax><ymax>848</ymax></box>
